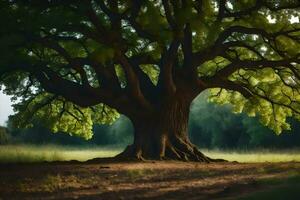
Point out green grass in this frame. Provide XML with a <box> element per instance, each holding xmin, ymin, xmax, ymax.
<box><xmin>203</xmin><ymin>149</ymin><xmax>300</xmax><ymax>163</ymax></box>
<box><xmin>0</xmin><ymin>145</ymin><xmax>121</xmax><ymax>163</ymax></box>
<box><xmin>0</xmin><ymin>145</ymin><xmax>300</xmax><ymax>163</ymax></box>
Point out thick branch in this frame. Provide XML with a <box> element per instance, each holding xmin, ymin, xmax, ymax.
<box><xmin>116</xmin><ymin>52</ymin><xmax>153</xmax><ymax>110</ymax></box>
<box><xmin>32</xmin><ymin>66</ymin><xmax>116</xmax><ymax>108</ymax></box>
<box><xmin>162</xmin><ymin>0</ymin><xmax>176</xmax><ymax>30</ymax></box>
<box><xmin>159</xmin><ymin>39</ymin><xmax>180</xmax><ymax>95</ymax></box>
<box><xmin>214</xmin><ymin>57</ymin><xmax>300</xmax><ymax>78</ymax></box>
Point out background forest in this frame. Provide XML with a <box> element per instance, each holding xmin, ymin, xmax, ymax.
<box><xmin>1</xmin><ymin>93</ymin><xmax>300</xmax><ymax>149</ymax></box>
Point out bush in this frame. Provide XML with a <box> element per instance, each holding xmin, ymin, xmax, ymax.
<box><xmin>0</xmin><ymin>126</ymin><xmax>10</xmax><ymax>144</ymax></box>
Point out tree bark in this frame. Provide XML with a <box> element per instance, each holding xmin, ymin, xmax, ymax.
<box><xmin>115</xmin><ymin>93</ymin><xmax>217</xmax><ymax>162</ymax></box>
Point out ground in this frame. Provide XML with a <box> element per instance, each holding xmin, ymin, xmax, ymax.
<box><xmin>0</xmin><ymin>161</ymin><xmax>300</xmax><ymax>200</ymax></box>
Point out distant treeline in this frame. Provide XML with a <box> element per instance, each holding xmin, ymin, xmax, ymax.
<box><xmin>1</xmin><ymin>95</ymin><xmax>300</xmax><ymax>149</ymax></box>
<box><xmin>1</xmin><ymin>116</ymin><xmax>133</xmax><ymax>146</ymax></box>
<box><xmin>189</xmin><ymin>96</ymin><xmax>300</xmax><ymax>149</ymax></box>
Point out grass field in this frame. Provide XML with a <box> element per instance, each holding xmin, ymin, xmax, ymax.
<box><xmin>0</xmin><ymin>145</ymin><xmax>121</xmax><ymax>163</ymax></box>
<box><xmin>0</xmin><ymin>145</ymin><xmax>300</xmax><ymax>163</ymax></box>
<box><xmin>203</xmin><ymin>149</ymin><xmax>300</xmax><ymax>163</ymax></box>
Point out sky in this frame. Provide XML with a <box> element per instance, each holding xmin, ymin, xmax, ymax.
<box><xmin>0</xmin><ymin>91</ymin><xmax>14</xmax><ymax>126</ymax></box>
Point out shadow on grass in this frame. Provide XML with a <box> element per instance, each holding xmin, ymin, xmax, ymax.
<box><xmin>235</xmin><ymin>175</ymin><xmax>300</xmax><ymax>200</ymax></box>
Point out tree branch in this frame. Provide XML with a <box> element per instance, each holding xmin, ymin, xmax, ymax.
<box><xmin>115</xmin><ymin>52</ymin><xmax>153</xmax><ymax>110</ymax></box>
<box><xmin>159</xmin><ymin>39</ymin><xmax>180</xmax><ymax>95</ymax></box>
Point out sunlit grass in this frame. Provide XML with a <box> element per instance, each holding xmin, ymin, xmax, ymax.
<box><xmin>203</xmin><ymin>149</ymin><xmax>300</xmax><ymax>163</ymax></box>
<box><xmin>0</xmin><ymin>145</ymin><xmax>121</xmax><ymax>163</ymax></box>
<box><xmin>0</xmin><ymin>145</ymin><xmax>300</xmax><ymax>163</ymax></box>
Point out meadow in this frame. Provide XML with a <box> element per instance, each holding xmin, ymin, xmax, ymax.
<box><xmin>0</xmin><ymin>145</ymin><xmax>300</xmax><ymax>163</ymax></box>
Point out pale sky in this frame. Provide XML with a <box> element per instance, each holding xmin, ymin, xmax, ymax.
<box><xmin>0</xmin><ymin>91</ymin><xmax>14</xmax><ymax>126</ymax></box>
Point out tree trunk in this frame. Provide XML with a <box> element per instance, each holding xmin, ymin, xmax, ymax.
<box><xmin>116</xmin><ymin>94</ymin><xmax>217</xmax><ymax>162</ymax></box>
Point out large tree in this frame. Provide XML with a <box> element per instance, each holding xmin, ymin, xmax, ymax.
<box><xmin>0</xmin><ymin>0</ymin><xmax>300</xmax><ymax>161</ymax></box>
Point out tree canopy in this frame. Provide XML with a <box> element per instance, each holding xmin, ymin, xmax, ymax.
<box><xmin>0</xmin><ymin>0</ymin><xmax>300</xmax><ymax>140</ymax></box>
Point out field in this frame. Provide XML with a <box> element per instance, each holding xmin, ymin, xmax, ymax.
<box><xmin>0</xmin><ymin>145</ymin><xmax>300</xmax><ymax>163</ymax></box>
<box><xmin>0</xmin><ymin>145</ymin><xmax>300</xmax><ymax>200</ymax></box>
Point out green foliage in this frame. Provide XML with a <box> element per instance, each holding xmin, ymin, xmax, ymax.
<box><xmin>140</xmin><ymin>65</ymin><xmax>160</xmax><ymax>85</ymax></box>
<box><xmin>91</xmin><ymin>45</ymin><xmax>115</xmax><ymax>64</ymax></box>
<box><xmin>10</xmin><ymin>93</ymin><xmax>119</xmax><ymax>140</ymax></box>
<box><xmin>198</xmin><ymin>57</ymin><xmax>230</xmax><ymax>77</ymax></box>
<box><xmin>114</xmin><ymin>65</ymin><xmax>127</xmax><ymax>87</ymax></box>
<box><xmin>209</xmin><ymin>85</ymin><xmax>294</xmax><ymax>134</ymax></box>
<box><xmin>189</xmin><ymin>92</ymin><xmax>300</xmax><ymax>149</ymax></box>
<box><xmin>136</xmin><ymin>1</ymin><xmax>170</xmax><ymax>43</ymax></box>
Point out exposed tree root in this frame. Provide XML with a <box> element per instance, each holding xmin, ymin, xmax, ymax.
<box><xmin>115</xmin><ymin>144</ymin><xmax>146</xmax><ymax>161</ymax></box>
<box><xmin>115</xmin><ymin>136</ymin><xmax>227</xmax><ymax>163</ymax></box>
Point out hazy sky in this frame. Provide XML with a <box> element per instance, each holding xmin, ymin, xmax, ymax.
<box><xmin>0</xmin><ymin>91</ymin><xmax>14</xmax><ymax>126</ymax></box>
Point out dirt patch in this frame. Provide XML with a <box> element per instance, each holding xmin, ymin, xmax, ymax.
<box><xmin>0</xmin><ymin>161</ymin><xmax>299</xmax><ymax>200</ymax></box>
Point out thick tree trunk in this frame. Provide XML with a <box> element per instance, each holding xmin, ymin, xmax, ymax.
<box><xmin>116</xmin><ymin>94</ymin><xmax>217</xmax><ymax>162</ymax></box>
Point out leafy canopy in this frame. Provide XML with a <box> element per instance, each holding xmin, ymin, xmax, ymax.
<box><xmin>0</xmin><ymin>0</ymin><xmax>300</xmax><ymax>138</ymax></box>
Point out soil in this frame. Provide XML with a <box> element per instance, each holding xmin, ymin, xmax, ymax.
<box><xmin>0</xmin><ymin>160</ymin><xmax>300</xmax><ymax>200</ymax></box>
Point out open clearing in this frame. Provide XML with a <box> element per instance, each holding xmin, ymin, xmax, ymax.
<box><xmin>0</xmin><ymin>161</ymin><xmax>300</xmax><ymax>200</ymax></box>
